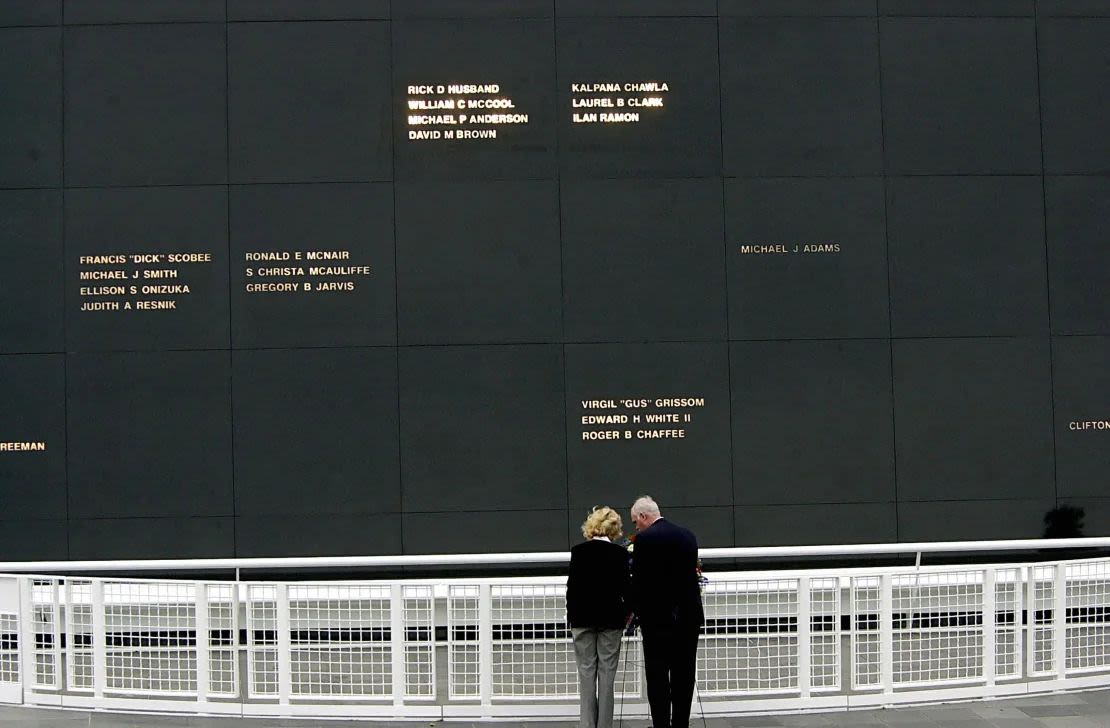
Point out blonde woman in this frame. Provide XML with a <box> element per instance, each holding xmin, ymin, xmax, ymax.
<box><xmin>566</xmin><ymin>506</ymin><xmax>631</xmax><ymax>728</ymax></box>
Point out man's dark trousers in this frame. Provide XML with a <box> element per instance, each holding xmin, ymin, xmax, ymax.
<box><xmin>641</xmin><ymin>620</ymin><xmax>700</xmax><ymax>728</ymax></box>
<box><xmin>630</xmin><ymin>518</ymin><xmax>704</xmax><ymax>728</ymax></box>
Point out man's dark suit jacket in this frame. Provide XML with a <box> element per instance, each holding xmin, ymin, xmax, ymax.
<box><xmin>566</xmin><ymin>539</ymin><xmax>631</xmax><ymax>630</ymax></box>
<box><xmin>630</xmin><ymin>518</ymin><xmax>705</xmax><ymax>628</ymax></box>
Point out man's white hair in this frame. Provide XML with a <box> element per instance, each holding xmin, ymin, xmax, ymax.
<box><xmin>631</xmin><ymin>495</ymin><xmax>660</xmax><ymax>518</ymax></box>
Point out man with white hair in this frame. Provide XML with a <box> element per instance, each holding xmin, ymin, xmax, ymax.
<box><xmin>629</xmin><ymin>496</ymin><xmax>704</xmax><ymax>728</ymax></box>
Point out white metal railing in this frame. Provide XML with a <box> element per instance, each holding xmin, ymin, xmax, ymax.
<box><xmin>1</xmin><ymin>539</ymin><xmax>1110</xmax><ymax>719</ymax></box>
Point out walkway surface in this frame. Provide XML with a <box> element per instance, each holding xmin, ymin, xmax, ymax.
<box><xmin>4</xmin><ymin>690</ymin><xmax>1110</xmax><ymax>728</ymax></box>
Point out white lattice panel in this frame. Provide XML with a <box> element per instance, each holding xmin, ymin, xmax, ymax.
<box><xmin>404</xmin><ymin>586</ymin><xmax>435</xmax><ymax>699</ymax></box>
<box><xmin>995</xmin><ymin>569</ymin><xmax>1021</xmax><ymax>679</ymax></box>
<box><xmin>31</xmin><ymin>580</ymin><xmax>60</xmax><ymax>690</ymax></box>
<box><xmin>0</xmin><ymin>613</ymin><xmax>18</xmax><ymax>684</ymax></box>
<box><xmin>891</xmin><ymin>571</ymin><xmax>984</xmax><ymax>687</ymax></box>
<box><xmin>1032</xmin><ymin>566</ymin><xmax>1056</xmax><ymax>676</ymax></box>
<box><xmin>102</xmin><ymin>581</ymin><xmax>198</xmax><ymax>695</ymax></box>
<box><xmin>810</xmin><ymin>577</ymin><xmax>841</xmax><ymax>691</ymax></box>
<box><xmin>206</xmin><ymin>583</ymin><xmax>238</xmax><ymax>696</ymax></box>
<box><xmin>851</xmin><ymin>576</ymin><xmax>881</xmax><ymax>690</ymax></box>
<box><xmin>491</xmin><ymin>583</ymin><xmax>574</xmax><ymax>698</ymax></box>
<box><xmin>698</xmin><ymin>579</ymin><xmax>799</xmax><ymax>694</ymax></box>
<box><xmin>614</xmin><ymin>635</ymin><xmax>642</xmax><ymax>699</ymax></box>
<box><xmin>447</xmin><ymin>585</ymin><xmax>479</xmax><ymax>699</ymax></box>
<box><xmin>287</xmin><ymin>584</ymin><xmax>392</xmax><ymax>699</ymax></box>
<box><xmin>247</xmin><ymin>585</ymin><xmax>278</xmax><ymax>697</ymax></box>
<box><xmin>1066</xmin><ymin>561</ymin><xmax>1110</xmax><ymax>675</ymax></box>
<box><xmin>65</xmin><ymin>580</ymin><xmax>93</xmax><ymax>692</ymax></box>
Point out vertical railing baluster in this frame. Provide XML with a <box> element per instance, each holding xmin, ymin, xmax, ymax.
<box><xmin>229</xmin><ymin>583</ymin><xmax>240</xmax><ymax>698</ymax></box>
<box><xmin>983</xmin><ymin>569</ymin><xmax>995</xmax><ymax>687</ymax></box>
<box><xmin>1015</xmin><ymin>566</ymin><xmax>1025</xmax><ymax>678</ymax></box>
<box><xmin>195</xmin><ymin>583</ymin><xmax>209</xmax><ymax>707</ymax></box>
<box><xmin>18</xmin><ymin>578</ymin><xmax>34</xmax><ymax>699</ymax></box>
<box><xmin>797</xmin><ymin>576</ymin><xmax>810</xmax><ymax>699</ymax></box>
<box><xmin>479</xmin><ymin>583</ymin><xmax>493</xmax><ymax>714</ymax></box>
<box><xmin>1025</xmin><ymin>565</ymin><xmax>1036</xmax><ymax>678</ymax></box>
<box><xmin>880</xmin><ymin>573</ymin><xmax>893</xmax><ymax>697</ymax></box>
<box><xmin>391</xmin><ymin>584</ymin><xmax>405</xmax><ymax>708</ymax></box>
<box><xmin>50</xmin><ymin>581</ymin><xmax>61</xmax><ymax>692</ymax></box>
<box><xmin>63</xmin><ymin>581</ymin><xmax>74</xmax><ymax>692</ymax></box>
<box><xmin>1054</xmin><ymin>563</ymin><xmax>1068</xmax><ymax>681</ymax></box>
<box><xmin>91</xmin><ymin>580</ymin><xmax>105</xmax><ymax>702</ymax></box>
<box><xmin>276</xmin><ymin>584</ymin><xmax>291</xmax><ymax>707</ymax></box>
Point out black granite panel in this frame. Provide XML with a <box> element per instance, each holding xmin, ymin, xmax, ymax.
<box><xmin>64</xmin><ymin>24</ymin><xmax>226</xmax><ymax>186</ymax></box>
<box><xmin>887</xmin><ymin>177</ymin><xmax>1047</xmax><ymax>338</ymax></box>
<box><xmin>880</xmin><ymin>18</ymin><xmax>1041</xmax><ymax>174</ymax></box>
<box><xmin>1053</xmin><ymin>337</ymin><xmax>1110</xmax><ymax>498</ymax></box>
<box><xmin>0</xmin><ymin>354</ymin><xmax>65</xmax><ymax>519</ymax></box>
<box><xmin>63</xmin><ymin>0</ymin><xmax>224</xmax><ymax>23</ymax></box>
<box><xmin>726</xmin><ymin>177</ymin><xmax>888</xmax><ymax>340</ymax></box>
<box><xmin>392</xmin><ymin>19</ymin><xmax>556</xmax><ymax>179</ymax></box>
<box><xmin>228</xmin><ymin>0</ymin><xmax>389</xmax><ymax>20</ymax></box>
<box><xmin>230</xmin><ymin>183</ymin><xmax>396</xmax><ymax>348</ymax></box>
<box><xmin>893</xmin><ymin>338</ymin><xmax>1053</xmax><ymax>501</ymax></box>
<box><xmin>1061</xmin><ymin>498</ymin><xmax>1110</xmax><ymax>538</ymax></box>
<box><xmin>1046</xmin><ymin>177</ymin><xmax>1110</xmax><ymax>334</ymax></box>
<box><xmin>556</xmin><ymin>18</ymin><xmax>721</xmax><ymax>177</ymax></box>
<box><xmin>1039</xmin><ymin>19</ymin><xmax>1110</xmax><ymax>174</ymax></box>
<box><xmin>557</xmin><ymin>0</ymin><xmax>715</xmax><ymax>16</ymax></box>
<box><xmin>568</xmin><ymin>505</ymin><xmax>731</xmax><ymax>549</ymax></box>
<box><xmin>392</xmin><ymin>1</ymin><xmax>553</xmax><ymax>18</ymax></box>
<box><xmin>0</xmin><ymin>520</ymin><xmax>67</xmax><ymax>560</ymax></box>
<box><xmin>399</xmin><ymin>345</ymin><xmax>567</xmax><ymax>512</ymax></box>
<box><xmin>732</xmin><ymin>341</ymin><xmax>894</xmax><ymax>506</ymax></box>
<box><xmin>880</xmin><ymin>0</ymin><xmax>1033</xmax><ymax>15</ymax></box>
<box><xmin>720</xmin><ymin>18</ymin><xmax>882</xmax><ymax>176</ymax></box>
<box><xmin>561</xmin><ymin>179</ymin><xmax>725</xmax><ymax>342</ymax></box>
<box><xmin>635</xmin><ymin>505</ymin><xmax>734</xmax><ymax>548</ymax></box>
<box><xmin>0</xmin><ymin>190</ymin><xmax>63</xmax><ymax>354</ymax></box>
<box><xmin>897</xmin><ymin>499</ymin><xmax>1053</xmax><ymax>541</ymax></box>
<box><xmin>233</xmin><ymin>348</ymin><xmax>400</xmax><ymax>516</ymax></box>
<box><xmin>67</xmin><ymin>351</ymin><xmax>233</xmax><ymax>519</ymax></box>
<box><xmin>0</xmin><ymin>2</ymin><xmax>60</xmax><ymax>26</ymax></box>
<box><xmin>0</xmin><ymin>28</ymin><xmax>60</xmax><ymax>188</ymax></box>
<box><xmin>565</xmin><ymin>342</ymin><xmax>731</xmax><ymax>510</ymax></box>
<box><xmin>235</xmin><ymin>514</ymin><xmax>402</xmax><ymax>557</ymax></box>
<box><xmin>395</xmin><ymin>181</ymin><xmax>561</xmax><ymax>345</ymax></box>
<box><xmin>65</xmin><ymin>186</ymin><xmax>230</xmax><ymax>351</ymax></box>
<box><xmin>404</xmin><ymin>510</ymin><xmax>569</xmax><ymax>554</ymax></box>
<box><xmin>735</xmin><ymin>503</ymin><xmax>897</xmax><ymax>546</ymax></box>
<box><xmin>1038</xmin><ymin>1</ymin><xmax>1110</xmax><ymax>16</ymax></box>
<box><xmin>229</xmin><ymin>21</ymin><xmax>391</xmax><ymax>183</ymax></box>
<box><xmin>719</xmin><ymin>0</ymin><xmax>875</xmax><ymax>14</ymax></box>
<box><xmin>68</xmin><ymin>517</ymin><xmax>233</xmax><ymax>560</ymax></box>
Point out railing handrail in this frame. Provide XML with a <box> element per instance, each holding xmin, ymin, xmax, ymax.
<box><xmin>1</xmin><ymin>536</ymin><xmax>1107</xmax><ymax>573</ymax></box>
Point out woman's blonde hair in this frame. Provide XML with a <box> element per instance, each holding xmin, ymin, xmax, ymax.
<box><xmin>581</xmin><ymin>506</ymin><xmax>622</xmax><ymax>540</ymax></box>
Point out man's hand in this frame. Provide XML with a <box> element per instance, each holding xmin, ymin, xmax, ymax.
<box><xmin>624</xmin><ymin>613</ymin><xmax>638</xmax><ymax>637</ymax></box>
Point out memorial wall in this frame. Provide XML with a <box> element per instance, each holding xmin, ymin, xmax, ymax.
<box><xmin>1</xmin><ymin>0</ymin><xmax>1109</xmax><ymax>560</ymax></box>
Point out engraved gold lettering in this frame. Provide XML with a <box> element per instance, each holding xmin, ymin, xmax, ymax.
<box><xmin>0</xmin><ymin>441</ymin><xmax>46</xmax><ymax>452</ymax></box>
<box><xmin>655</xmin><ymin>398</ymin><xmax>705</xmax><ymax>408</ymax></box>
<box><xmin>1069</xmin><ymin>420</ymin><xmax>1110</xmax><ymax>431</ymax></box>
<box><xmin>636</xmin><ymin>429</ymin><xmax>685</xmax><ymax>439</ymax></box>
<box><xmin>246</xmin><ymin>283</ymin><xmax>301</xmax><ymax>292</ymax></box>
<box><xmin>79</xmin><ymin>270</ymin><xmax>128</xmax><ymax>280</ymax></box>
<box><xmin>79</xmin><ymin>255</ymin><xmax>126</xmax><ymax>264</ymax></box>
<box><xmin>305</xmin><ymin>250</ymin><xmax>350</xmax><ymax>261</ymax></box>
<box><xmin>582</xmin><ymin>430</ymin><xmax>621</xmax><ymax>440</ymax></box>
